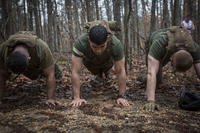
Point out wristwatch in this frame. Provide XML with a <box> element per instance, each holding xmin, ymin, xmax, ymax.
<box><xmin>117</xmin><ymin>94</ymin><xmax>127</xmax><ymax>99</ymax></box>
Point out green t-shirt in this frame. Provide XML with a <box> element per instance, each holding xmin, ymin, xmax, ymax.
<box><xmin>147</xmin><ymin>29</ymin><xmax>200</xmax><ymax>66</ymax></box>
<box><xmin>73</xmin><ymin>33</ymin><xmax>124</xmax><ymax>68</ymax></box>
<box><xmin>0</xmin><ymin>34</ymin><xmax>54</xmax><ymax>78</ymax></box>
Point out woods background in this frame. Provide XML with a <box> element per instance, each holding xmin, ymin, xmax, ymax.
<box><xmin>0</xmin><ymin>0</ymin><xmax>200</xmax><ymax>70</ymax></box>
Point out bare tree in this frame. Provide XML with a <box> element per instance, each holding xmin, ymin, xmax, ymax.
<box><xmin>162</xmin><ymin>0</ymin><xmax>170</xmax><ymax>28</ymax></box>
<box><xmin>65</xmin><ymin>0</ymin><xmax>74</xmax><ymax>47</ymax></box>
<box><xmin>85</xmin><ymin>0</ymin><xmax>94</xmax><ymax>21</ymax></box>
<box><xmin>124</xmin><ymin>0</ymin><xmax>131</xmax><ymax>71</ymax></box>
<box><xmin>41</xmin><ymin>0</ymin><xmax>47</xmax><ymax>40</ymax></box>
<box><xmin>27</xmin><ymin>0</ymin><xmax>34</xmax><ymax>31</ymax></box>
<box><xmin>104</xmin><ymin>0</ymin><xmax>112</xmax><ymax>20</ymax></box>
<box><xmin>172</xmin><ymin>0</ymin><xmax>181</xmax><ymax>25</ymax></box>
<box><xmin>113</xmin><ymin>0</ymin><xmax>122</xmax><ymax>40</ymax></box>
<box><xmin>150</xmin><ymin>0</ymin><xmax>157</xmax><ymax>34</ymax></box>
<box><xmin>33</xmin><ymin>0</ymin><xmax>42</xmax><ymax>38</ymax></box>
<box><xmin>95</xmin><ymin>0</ymin><xmax>100</xmax><ymax>20</ymax></box>
<box><xmin>141</xmin><ymin>0</ymin><xmax>148</xmax><ymax>39</ymax></box>
<box><xmin>74</xmin><ymin>0</ymin><xmax>81</xmax><ymax>38</ymax></box>
<box><xmin>80</xmin><ymin>0</ymin><xmax>87</xmax><ymax>28</ymax></box>
<box><xmin>47</xmin><ymin>0</ymin><xmax>54</xmax><ymax>50</ymax></box>
<box><xmin>1</xmin><ymin>0</ymin><xmax>15</xmax><ymax>40</ymax></box>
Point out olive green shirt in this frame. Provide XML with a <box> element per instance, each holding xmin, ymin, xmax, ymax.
<box><xmin>73</xmin><ymin>33</ymin><xmax>124</xmax><ymax>68</ymax></box>
<box><xmin>0</xmin><ymin>34</ymin><xmax>54</xmax><ymax>79</ymax></box>
<box><xmin>148</xmin><ymin>29</ymin><xmax>200</xmax><ymax>66</ymax></box>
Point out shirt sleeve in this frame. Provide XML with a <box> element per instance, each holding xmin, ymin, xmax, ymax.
<box><xmin>72</xmin><ymin>40</ymin><xmax>84</xmax><ymax>57</ymax></box>
<box><xmin>37</xmin><ymin>39</ymin><xmax>54</xmax><ymax>69</ymax></box>
<box><xmin>111</xmin><ymin>35</ymin><xmax>124</xmax><ymax>61</ymax></box>
<box><xmin>72</xmin><ymin>33</ymin><xmax>89</xmax><ymax>57</ymax></box>
<box><xmin>148</xmin><ymin>34</ymin><xmax>168</xmax><ymax>61</ymax></box>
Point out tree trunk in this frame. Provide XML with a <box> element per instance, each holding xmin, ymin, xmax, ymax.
<box><xmin>141</xmin><ymin>0</ymin><xmax>148</xmax><ymax>39</ymax></box>
<box><xmin>172</xmin><ymin>0</ymin><xmax>181</xmax><ymax>25</ymax></box>
<box><xmin>113</xmin><ymin>0</ymin><xmax>122</xmax><ymax>40</ymax></box>
<box><xmin>162</xmin><ymin>0</ymin><xmax>170</xmax><ymax>28</ymax></box>
<box><xmin>124</xmin><ymin>0</ymin><xmax>130</xmax><ymax>71</ymax></box>
<box><xmin>74</xmin><ymin>0</ymin><xmax>81</xmax><ymax>38</ymax></box>
<box><xmin>1</xmin><ymin>0</ymin><xmax>14</xmax><ymax>40</ymax></box>
<box><xmin>47</xmin><ymin>0</ymin><xmax>54</xmax><ymax>51</ymax></box>
<box><xmin>27</xmin><ymin>0</ymin><xmax>34</xmax><ymax>31</ymax></box>
<box><xmin>150</xmin><ymin>0</ymin><xmax>156</xmax><ymax>34</ymax></box>
<box><xmin>183</xmin><ymin>0</ymin><xmax>191</xmax><ymax>18</ymax></box>
<box><xmin>95</xmin><ymin>0</ymin><xmax>100</xmax><ymax>20</ymax></box>
<box><xmin>104</xmin><ymin>0</ymin><xmax>112</xmax><ymax>20</ymax></box>
<box><xmin>170</xmin><ymin>0</ymin><xmax>174</xmax><ymax>25</ymax></box>
<box><xmin>85</xmin><ymin>0</ymin><xmax>94</xmax><ymax>22</ymax></box>
<box><xmin>80</xmin><ymin>0</ymin><xmax>87</xmax><ymax>28</ymax></box>
<box><xmin>41</xmin><ymin>0</ymin><xmax>47</xmax><ymax>41</ymax></box>
<box><xmin>33</xmin><ymin>0</ymin><xmax>42</xmax><ymax>38</ymax></box>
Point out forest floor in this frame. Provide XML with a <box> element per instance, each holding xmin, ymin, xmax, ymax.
<box><xmin>0</xmin><ymin>54</ymin><xmax>200</xmax><ymax>133</ymax></box>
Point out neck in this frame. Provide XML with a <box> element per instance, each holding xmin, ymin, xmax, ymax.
<box><xmin>13</xmin><ymin>45</ymin><xmax>30</xmax><ymax>59</ymax></box>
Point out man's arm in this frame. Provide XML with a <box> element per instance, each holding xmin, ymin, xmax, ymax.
<box><xmin>72</xmin><ymin>55</ymin><xmax>82</xmax><ymax>99</ymax></box>
<box><xmin>115</xmin><ymin>57</ymin><xmax>126</xmax><ymax>96</ymax></box>
<box><xmin>194</xmin><ymin>63</ymin><xmax>200</xmax><ymax>78</ymax></box>
<box><xmin>114</xmin><ymin>57</ymin><xmax>129</xmax><ymax>106</ymax></box>
<box><xmin>146</xmin><ymin>54</ymin><xmax>160</xmax><ymax>101</ymax></box>
<box><xmin>143</xmin><ymin>54</ymin><xmax>161</xmax><ymax>111</ymax></box>
<box><xmin>71</xmin><ymin>55</ymin><xmax>87</xmax><ymax>107</ymax></box>
<box><xmin>43</xmin><ymin>64</ymin><xmax>59</xmax><ymax>105</ymax></box>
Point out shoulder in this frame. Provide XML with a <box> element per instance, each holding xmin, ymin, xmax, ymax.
<box><xmin>150</xmin><ymin>29</ymin><xmax>168</xmax><ymax>47</ymax></box>
<box><xmin>73</xmin><ymin>33</ymin><xmax>89</xmax><ymax>57</ymax></box>
<box><xmin>34</xmin><ymin>38</ymin><xmax>53</xmax><ymax>60</ymax></box>
<box><xmin>35</xmin><ymin>38</ymin><xmax>52</xmax><ymax>53</ymax></box>
<box><xmin>111</xmin><ymin>35</ymin><xmax>121</xmax><ymax>44</ymax></box>
<box><xmin>109</xmin><ymin>35</ymin><xmax>124</xmax><ymax>61</ymax></box>
<box><xmin>75</xmin><ymin>33</ymin><xmax>88</xmax><ymax>43</ymax></box>
<box><xmin>110</xmin><ymin>35</ymin><xmax>123</xmax><ymax>50</ymax></box>
<box><xmin>36</xmin><ymin>38</ymin><xmax>49</xmax><ymax>48</ymax></box>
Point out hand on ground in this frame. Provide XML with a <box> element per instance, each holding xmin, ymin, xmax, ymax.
<box><xmin>45</xmin><ymin>99</ymin><xmax>61</xmax><ymax>106</ymax></box>
<box><xmin>70</xmin><ymin>98</ymin><xmax>87</xmax><ymax>107</ymax></box>
<box><xmin>143</xmin><ymin>101</ymin><xmax>160</xmax><ymax>112</ymax></box>
<box><xmin>117</xmin><ymin>98</ymin><xmax>130</xmax><ymax>106</ymax></box>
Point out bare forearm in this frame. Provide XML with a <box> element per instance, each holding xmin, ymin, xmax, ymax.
<box><xmin>146</xmin><ymin>73</ymin><xmax>156</xmax><ymax>101</ymax></box>
<box><xmin>72</xmin><ymin>72</ymin><xmax>81</xmax><ymax>99</ymax></box>
<box><xmin>118</xmin><ymin>71</ymin><xmax>126</xmax><ymax>95</ymax></box>
<box><xmin>47</xmin><ymin>78</ymin><xmax>56</xmax><ymax>99</ymax></box>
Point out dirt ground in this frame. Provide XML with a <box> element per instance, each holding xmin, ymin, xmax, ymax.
<box><xmin>0</xmin><ymin>55</ymin><xmax>200</xmax><ymax>133</ymax></box>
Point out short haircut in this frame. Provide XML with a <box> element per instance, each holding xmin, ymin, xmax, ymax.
<box><xmin>89</xmin><ymin>25</ymin><xmax>108</xmax><ymax>45</ymax></box>
<box><xmin>6</xmin><ymin>51</ymin><xmax>29</xmax><ymax>74</ymax></box>
<box><xmin>172</xmin><ymin>50</ymin><xmax>193</xmax><ymax>72</ymax></box>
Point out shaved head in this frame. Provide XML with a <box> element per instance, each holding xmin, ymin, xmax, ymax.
<box><xmin>171</xmin><ymin>50</ymin><xmax>193</xmax><ymax>72</ymax></box>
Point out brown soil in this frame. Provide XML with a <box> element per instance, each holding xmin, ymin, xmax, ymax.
<box><xmin>0</xmin><ymin>56</ymin><xmax>200</xmax><ymax>133</ymax></box>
